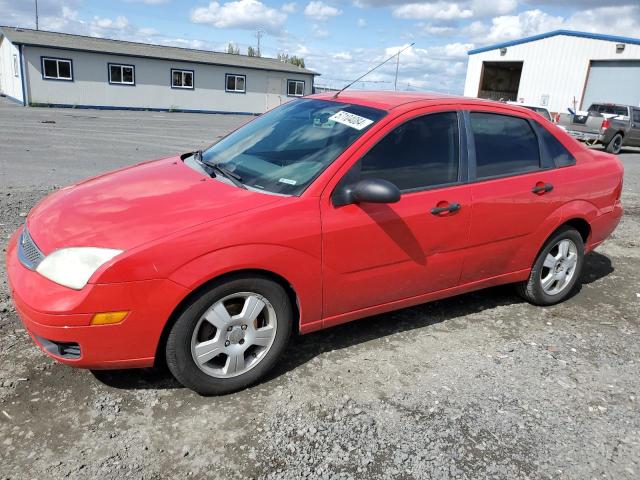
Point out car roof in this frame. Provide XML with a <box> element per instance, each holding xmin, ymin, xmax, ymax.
<box><xmin>309</xmin><ymin>90</ymin><xmax>502</xmax><ymax>111</ymax></box>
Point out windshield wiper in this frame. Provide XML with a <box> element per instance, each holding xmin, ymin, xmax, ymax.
<box><xmin>194</xmin><ymin>150</ymin><xmax>247</xmax><ymax>190</ymax></box>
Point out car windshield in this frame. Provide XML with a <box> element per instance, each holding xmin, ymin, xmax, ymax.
<box><xmin>200</xmin><ymin>99</ymin><xmax>386</xmax><ymax>195</ymax></box>
<box><xmin>525</xmin><ymin>106</ymin><xmax>551</xmax><ymax>121</ymax></box>
<box><xmin>588</xmin><ymin>104</ymin><xmax>628</xmax><ymax>116</ymax></box>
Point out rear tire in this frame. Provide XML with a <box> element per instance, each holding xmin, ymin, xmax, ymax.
<box><xmin>516</xmin><ymin>227</ymin><xmax>584</xmax><ymax>306</ymax></box>
<box><xmin>605</xmin><ymin>133</ymin><xmax>623</xmax><ymax>154</ymax></box>
<box><xmin>166</xmin><ymin>275</ymin><xmax>292</xmax><ymax>395</ymax></box>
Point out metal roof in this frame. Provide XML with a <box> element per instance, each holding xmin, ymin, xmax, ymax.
<box><xmin>0</xmin><ymin>26</ymin><xmax>317</xmax><ymax>75</ymax></box>
<box><xmin>468</xmin><ymin>30</ymin><xmax>640</xmax><ymax>55</ymax></box>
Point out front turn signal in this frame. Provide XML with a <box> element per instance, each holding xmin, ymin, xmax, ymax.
<box><xmin>91</xmin><ymin>311</ymin><xmax>129</xmax><ymax>325</ymax></box>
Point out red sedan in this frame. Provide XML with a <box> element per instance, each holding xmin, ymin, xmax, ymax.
<box><xmin>6</xmin><ymin>92</ymin><xmax>623</xmax><ymax>394</ymax></box>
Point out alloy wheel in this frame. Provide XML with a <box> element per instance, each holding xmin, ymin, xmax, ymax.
<box><xmin>190</xmin><ymin>292</ymin><xmax>277</xmax><ymax>378</ymax></box>
<box><xmin>539</xmin><ymin>239</ymin><xmax>578</xmax><ymax>296</ymax></box>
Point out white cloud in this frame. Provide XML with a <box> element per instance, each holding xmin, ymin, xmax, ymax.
<box><xmin>304</xmin><ymin>1</ymin><xmax>342</xmax><ymax>21</ymax></box>
<box><xmin>393</xmin><ymin>3</ymin><xmax>473</xmax><ymax>21</ymax></box>
<box><xmin>333</xmin><ymin>51</ymin><xmax>352</xmax><ymax>60</ymax></box>
<box><xmin>357</xmin><ymin>18</ymin><xmax>367</xmax><ymax>28</ymax></box>
<box><xmin>125</xmin><ymin>0</ymin><xmax>170</xmax><ymax>5</ymax></box>
<box><xmin>443</xmin><ymin>42</ymin><xmax>474</xmax><ymax>58</ymax></box>
<box><xmin>311</xmin><ymin>24</ymin><xmax>330</xmax><ymax>37</ymax></box>
<box><xmin>468</xmin><ymin>5</ymin><xmax>640</xmax><ymax>45</ymax></box>
<box><xmin>565</xmin><ymin>6</ymin><xmax>640</xmax><ymax>38</ymax></box>
<box><xmin>282</xmin><ymin>2</ymin><xmax>297</xmax><ymax>13</ymax></box>
<box><xmin>470</xmin><ymin>0</ymin><xmax>517</xmax><ymax>17</ymax></box>
<box><xmin>190</xmin><ymin>0</ymin><xmax>287</xmax><ymax>34</ymax></box>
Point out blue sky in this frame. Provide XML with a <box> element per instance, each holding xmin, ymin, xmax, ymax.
<box><xmin>2</xmin><ymin>1</ymin><xmax>640</xmax><ymax>93</ymax></box>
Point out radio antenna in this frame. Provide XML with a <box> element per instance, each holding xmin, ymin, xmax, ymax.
<box><xmin>333</xmin><ymin>42</ymin><xmax>415</xmax><ymax>99</ymax></box>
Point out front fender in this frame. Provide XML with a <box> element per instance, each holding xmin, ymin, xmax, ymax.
<box><xmin>168</xmin><ymin>244</ymin><xmax>323</xmax><ymax>332</ymax></box>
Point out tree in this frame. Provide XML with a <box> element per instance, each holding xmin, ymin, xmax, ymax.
<box><xmin>226</xmin><ymin>42</ymin><xmax>240</xmax><ymax>55</ymax></box>
<box><xmin>247</xmin><ymin>46</ymin><xmax>257</xmax><ymax>57</ymax></box>
<box><xmin>277</xmin><ymin>53</ymin><xmax>305</xmax><ymax>68</ymax></box>
<box><xmin>290</xmin><ymin>55</ymin><xmax>305</xmax><ymax>68</ymax></box>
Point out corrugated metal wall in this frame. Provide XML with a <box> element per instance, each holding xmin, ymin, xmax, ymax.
<box><xmin>0</xmin><ymin>36</ymin><xmax>24</xmax><ymax>103</ymax></box>
<box><xmin>464</xmin><ymin>35</ymin><xmax>640</xmax><ymax>113</ymax></box>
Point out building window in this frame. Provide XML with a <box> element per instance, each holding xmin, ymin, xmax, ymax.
<box><xmin>41</xmin><ymin>57</ymin><xmax>73</xmax><ymax>81</ymax></box>
<box><xmin>109</xmin><ymin>63</ymin><xmax>135</xmax><ymax>85</ymax></box>
<box><xmin>226</xmin><ymin>74</ymin><xmax>246</xmax><ymax>93</ymax></box>
<box><xmin>171</xmin><ymin>69</ymin><xmax>194</xmax><ymax>89</ymax></box>
<box><xmin>13</xmin><ymin>54</ymin><xmax>19</xmax><ymax>77</ymax></box>
<box><xmin>287</xmin><ymin>80</ymin><xmax>305</xmax><ymax>97</ymax></box>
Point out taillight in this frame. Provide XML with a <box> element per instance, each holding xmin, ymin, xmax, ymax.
<box><xmin>601</xmin><ymin>118</ymin><xmax>610</xmax><ymax>131</ymax></box>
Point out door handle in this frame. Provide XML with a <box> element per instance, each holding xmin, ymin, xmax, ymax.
<box><xmin>532</xmin><ymin>183</ymin><xmax>553</xmax><ymax>194</ymax></box>
<box><xmin>431</xmin><ymin>202</ymin><xmax>461</xmax><ymax>215</ymax></box>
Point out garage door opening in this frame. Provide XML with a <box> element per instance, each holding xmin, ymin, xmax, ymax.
<box><xmin>478</xmin><ymin>61</ymin><xmax>523</xmax><ymax>102</ymax></box>
<box><xmin>582</xmin><ymin>60</ymin><xmax>640</xmax><ymax>109</ymax></box>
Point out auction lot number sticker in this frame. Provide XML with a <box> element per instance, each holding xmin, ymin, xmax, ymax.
<box><xmin>329</xmin><ymin>111</ymin><xmax>374</xmax><ymax>130</ymax></box>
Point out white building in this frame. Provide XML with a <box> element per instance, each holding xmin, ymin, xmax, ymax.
<box><xmin>0</xmin><ymin>26</ymin><xmax>317</xmax><ymax>115</ymax></box>
<box><xmin>464</xmin><ymin>30</ymin><xmax>640</xmax><ymax>113</ymax></box>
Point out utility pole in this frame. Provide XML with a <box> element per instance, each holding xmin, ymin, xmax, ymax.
<box><xmin>255</xmin><ymin>29</ymin><xmax>263</xmax><ymax>57</ymax></box>
<box><xmin>35</xmin><ymin>0</ymin><xmax>39</xmax><ymax>30</ymax></box>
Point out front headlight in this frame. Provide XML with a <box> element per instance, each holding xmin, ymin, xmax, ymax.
<box><xmin>36</xmin><ymin>247</ymin><xmax>123</xmax><ymax>290</ymax></box>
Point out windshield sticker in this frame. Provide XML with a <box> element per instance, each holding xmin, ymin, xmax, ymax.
<box><xmin>329</xmin><ymin>111</ymin><xmax>374</xmax><ymax>131</ymax></box>
<box><xmin>278</xmin><ymin>178</ymin><xmax>297</xmax><ymax>185</ymax></box>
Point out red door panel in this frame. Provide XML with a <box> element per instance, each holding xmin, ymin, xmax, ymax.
<box><xmin>321</xmin><ymin>185</ymin><xmax>471</xmax><ymax>317</ymax></box>
<box><xmin>460</xmin><ymin>170</ymin><xmax>565</xmax><ymax>284</ymax></box>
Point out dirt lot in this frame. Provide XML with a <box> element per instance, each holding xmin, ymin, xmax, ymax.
<box><xmin>0</xmin><ymin>99</ymin><xmax>639</xmax><ymax>480</ymax></box>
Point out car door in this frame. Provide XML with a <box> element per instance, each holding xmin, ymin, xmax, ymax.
<box><xmin>320</xmin><ymin>110</ymin><xmax>472</xmax><ymax>324</ymax></box>
<box><xmin>629</xmin><ymin>109</ymin><xmax>640</xmax><ymax>146</ymax></box>
<box><xmin>459</xmin><ymin>109</ymin><xmax>567</xmax><ymax>284</ymax></box>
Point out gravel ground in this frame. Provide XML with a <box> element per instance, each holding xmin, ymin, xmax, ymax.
<box><xmin>0</xmin><ymin>99</ymin><xmax>639</xmax><ymax>480</ymax></box>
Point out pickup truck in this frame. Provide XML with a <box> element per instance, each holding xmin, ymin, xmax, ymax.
<box><xmin>557</xmin><ymin>103</ymin><xmax>640</xmax><ymax>154</ymax></box>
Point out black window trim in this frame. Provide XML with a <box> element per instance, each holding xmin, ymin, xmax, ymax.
<box><xmin>332</xmin><ymin>110</ymin><xmax>467</xmax><ymax>203</ymax></box>
<box><xmin>41</xmin><ymin>56</ymin><xmax>73</xmax><ymax>81</ymax></box>
<box><xmin>287</xmin><ymin>79</ymin><xmax>305</xmax><ymax>97</ymax></box>
<box><xmin>171</xmin><ymin>68</ymin><xmax>194</xmax><ymax>90</ymax></box>
<box><xmin>464</xmin><ymin>109</ymin><xmax>559</xmax><ymax>183</ymax></box>
<box><xmin>108</xmin><ymin>63</ymin><xmax>136</xmax><ymax>86</ymax></box>
<box><xmin>225</xmin><ymin>73</ymin><xmax>246</xmax><ymax>93</ymax></box>
<box><xmin>530</xmin><ymin>120</ymin><xmax>576</xmax><ymax>169</ymax></box>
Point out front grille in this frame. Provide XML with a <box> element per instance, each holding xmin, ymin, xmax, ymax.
<box><xmin>17</xmin><ymin>226</ymin><xmax>45</xmax><ymax>270</ymax></box>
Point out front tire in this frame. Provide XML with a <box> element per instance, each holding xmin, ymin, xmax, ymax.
<box><xmin>605</xmin><ymin>133</ymin><xmax>623</xmax><ymax>154</ymax></box>
<box><xmin>166</xmin><ymin>275</ymin><xmax>292</xmax><ymax>395</ymax></box>
<box><xmin>516</xmin><ymin>227</ymin><xmax>584</xmax><ymax>306</ymax></box>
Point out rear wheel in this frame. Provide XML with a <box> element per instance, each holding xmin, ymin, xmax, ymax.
<box><xmin>605</xmin><ymin>133</ymin><xmax>623</xmax><ymax>154</ymax></box>
<box><xmin>516</xmin><ymin>227</ymin><xmax>584</xmax><ymax>306</ymax></box>
<box><xmin>166</xmin><ymin>275</ymin><xmax>292</xmax><ymax>395</ymax></box>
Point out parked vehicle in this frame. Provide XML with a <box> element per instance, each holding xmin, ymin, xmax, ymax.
<box><xmin>6</xmin><ymin>93</ymin><xmax>624</xmax><ymax>395</ymax></box>
<box><xmin>507</xmin><ymin>101</ymin><xmax>553</xmax><ymax>122</ymax></box>
<box><xmin>557</xmin><ymin>103</ymin><xmax>640</xmax><ymax>154</ymax></box>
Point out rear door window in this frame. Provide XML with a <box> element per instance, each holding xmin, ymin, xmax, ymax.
<box><xmin>633</xmin><ymin>109</ymin><xmax>640</xmax><ymax>123</ymax></box>
<box><xmin>470</xmin><ymin>112</ymin><xmax>541</xmax><ymax>179</ymax></box>
<box><xmin>535</xmin><ymin>124</ymin><xmax>576</xmax><ymax>167</ymax></box>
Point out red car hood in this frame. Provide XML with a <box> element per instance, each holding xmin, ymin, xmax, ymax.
<box><xmin>27</xmin><ymin>157</ymin><xmax>284</xmax><ymax>253</ymax></box>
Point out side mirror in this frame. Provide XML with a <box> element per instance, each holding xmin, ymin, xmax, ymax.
<box><xmin>333</xmin><ymin>178</ymin><xmax>401</xmax><ymax>207</ymax></box>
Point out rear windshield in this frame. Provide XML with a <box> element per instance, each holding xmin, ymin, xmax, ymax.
<box><xmin>588</xmin><ymin>104</ymin><xmax>628</xmax><ymax>116</ymax></box>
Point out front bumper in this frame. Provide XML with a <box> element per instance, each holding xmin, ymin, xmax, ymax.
<box><xmin>6</xmin><ymin>229</ymin><xmax>189</xmax><ymax>369</ymax></box>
